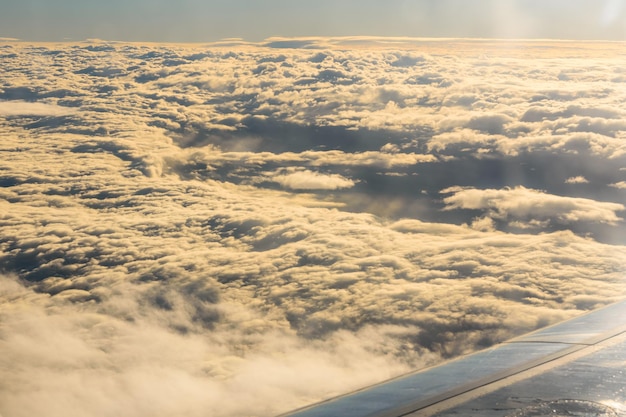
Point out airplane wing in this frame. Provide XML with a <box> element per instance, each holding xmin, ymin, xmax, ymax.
<box><xmin>281</xmin><ymin>300</ymin><xmax>626</xmax><ymax>417</ymax></box>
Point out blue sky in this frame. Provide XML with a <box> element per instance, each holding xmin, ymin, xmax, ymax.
<box><xmin>1</xmin><ymin>0</ymin><xmax>625</xmax><ymax>42</ymax></box>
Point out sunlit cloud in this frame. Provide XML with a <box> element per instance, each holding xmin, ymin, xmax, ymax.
<box><xmin>270</xmin><ymin>169</ymin><xmax>355</xmax><ymax>190</ymax></box>
<box><xmin>442</xmin><ymin>186</ymin><xmax>624</xmax><ymax>226</ymax></box>
<box><xmin>0</xmin><ymin>100</ymin><xmax>76</xmax><ymax>116</ymax></box>
<box><xmin>1</xmin><ymin>39</ymin><xmax>625</xmax><ymax>417</ymax></box>
<box><xmin>565</xmin><ymin>176</ymin><xmax>590</xmax><ymax>184</ymax></box>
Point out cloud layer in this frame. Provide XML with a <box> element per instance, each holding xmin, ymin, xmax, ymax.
<box><xmin>0</xmin><ymin>38</ymin><xmax>625</xmax><ymax>417</ymax></box>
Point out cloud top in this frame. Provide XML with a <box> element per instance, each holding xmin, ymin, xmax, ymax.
<box><xmin>0</xmin><ymin>100</ymin><xmax>75</xmax><ymax>116</ymax></box>
<box><xmin>0</xmin><ymin>39</ymin><xmax>625</xmax><ymax>417</ymax></box>
<box><xmin>271</xmin><ymin>170</ymin><xmax>355</xmax><ymax>190</ymax></box>
<box><xmin>443</xmin><ymin>186</ymin><xmax>624</xmax><ymax>226</ymax></box>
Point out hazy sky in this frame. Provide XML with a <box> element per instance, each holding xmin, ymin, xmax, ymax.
<box><xmin>1</xmin><ymin>0</ymin><xmax>625</xmax><ymax>42</ymax></box>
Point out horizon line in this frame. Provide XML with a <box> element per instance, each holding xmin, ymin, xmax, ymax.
<box><xmin>2</xmin><ymin>35</ymin><xmax>625</xmax><ymax>46</ymax></box>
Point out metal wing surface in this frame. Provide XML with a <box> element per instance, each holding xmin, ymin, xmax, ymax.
<box><xmin>281</xmin><ymin>300</ymin><xmax>626</xmax><ymax>417</ymax></box>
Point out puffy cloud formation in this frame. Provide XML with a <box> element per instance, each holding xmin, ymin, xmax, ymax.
<box><xmin>0</xmin><ymin>38</ymin><xmax>625</xmax><ymax>417</ymax></box>
<box><xmin>270</xmin><ymin>169</ymin><xmax>355</xmax><ymax>190</ymax></box>
<box><xmin>442</xmin><ymin>186</ymin><xmax>624</xmax><ymax>226</ymax></box>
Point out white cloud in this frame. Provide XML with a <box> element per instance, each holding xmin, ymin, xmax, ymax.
<box><xmin>442</xmin><ymin>186</ymin><xmax>624</xmax><ymax>225</ymax></box>
<box><xmin>271</xmin><ymin>170</ymin><xmax>355</xmax><ymax>190</ymax></box>
<box><xmin>565</xmin><ymin>176</ymin><xmax>590</xmax><ymax>184</ymax></box>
